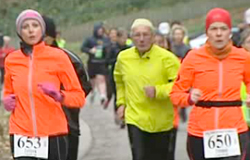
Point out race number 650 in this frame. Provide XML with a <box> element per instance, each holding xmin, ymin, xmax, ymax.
<box><xmin>208</xmin><ymin>134</ymin><xmax>232</xmax><ymax>149</ymax></box>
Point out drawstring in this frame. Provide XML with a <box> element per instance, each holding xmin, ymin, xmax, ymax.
<box><xmin>20</xmin><ymin>41</ymin><xmax>33</xmax><ymax>56</ymax></box>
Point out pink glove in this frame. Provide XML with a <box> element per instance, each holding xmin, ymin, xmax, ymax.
<box><xmin>3</xmin><ymin>94</ymin><xmax>16</xmax><ymax>112</ymax></box>
<box><xmin>38</xmin><ymin>82</ymin><xmax>63</xmax><ymax>102</ymax></box>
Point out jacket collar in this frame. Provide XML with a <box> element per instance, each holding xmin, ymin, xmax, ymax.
<box><xmin>33</xmin><ymin>41</ymin><xmax>45</xmax><ymax>52</ymax></box>
<box><xmin>21</xmin><ymin>41</ymin><xmax>45</xmax><ymax>56</ymax></box>
<box><xmin>134</xmin><ymin>44</ymin><xmax>154</xmax><ymax>59</ymax></box>
<box><xmin>205</xmin><ymin>40</ymin><xmax>232</xmax><ymax>60</ymax></box>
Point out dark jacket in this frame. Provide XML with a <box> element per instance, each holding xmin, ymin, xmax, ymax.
<box><xmin>105</xmin><ymin>42</ymin><xmax>130</xmax><ymax>83</ymax></box>
<box><xmin>52</xmin><ymin>40</ymin><xmax>91</xmax><ymax>136</ymax></box>
<box><xmin>43</xmin><ymin>14</ymin><xmax>91</xmax><ymax>136</ymax></box>
<box><xmin>81</xmin><ymin>23</ymin><xmax>109</xmax><ymax>64</ymax></box>
<box><xmin>171</xmin><ymin>43</ymin><xmax>190</xmax><ymax>59</ymax></box>
<box><xmin>105</xmin><ymin>42</ymin><xmax>130</xmax><ymax>66</ymax></box>
<box><xmin>0</xmin><ymin>35</ymin><xmax>3</xmax><ymax>47</ymax></box>
<box><xmin>232</xmin><ymin>28</ymin><xmax>244</xmax><ymax>47</ymax></box>
<box><xmin>62</xmin><ymin>48</ymin><xmax>91</xmax><ymax>94</ymax></box>
<box><xmin>60</xmin><ymin>48</ymin><xmax>91</xmax><ymax>136</ymax></box>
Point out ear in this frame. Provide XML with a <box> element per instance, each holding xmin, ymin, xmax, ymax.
<box><xmin>229</xmin><ymin>33</ymin><xmax>232</xmax><ymax>39</ymax></box>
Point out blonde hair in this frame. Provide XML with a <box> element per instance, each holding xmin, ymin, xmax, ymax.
<box><xmin>130</xmin><ymin>18</ymin><xmax>155</xmax><ymax>36</ymax></box>
<box><xmin>170</xmin><ymin>25</ymin><xmax>187</xmax><ymax>39</ymax></box>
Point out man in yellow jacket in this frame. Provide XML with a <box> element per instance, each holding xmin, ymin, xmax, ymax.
<box><xmin>114</xmin><ymin>18</ymin><xmax>180</xmax><ymax>160</ymax></box>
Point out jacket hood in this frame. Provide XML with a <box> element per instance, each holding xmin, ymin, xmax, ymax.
<box><xmin>93</xmin><ymin>22</ymin><xmax>104</xmax><ymax>38</ymax></box>
<box><xmin>0</xmin><ymin>35</ymin><xmax>3</xmax><ymax>48</ymax></box>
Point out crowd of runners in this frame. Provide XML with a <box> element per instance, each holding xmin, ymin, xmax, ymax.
<box><xmin>1</xmin><ymin>6</ymin><xmax>250</xmax><ymax>160</ymax></box>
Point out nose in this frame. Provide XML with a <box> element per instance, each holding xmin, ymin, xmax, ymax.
<box><xmin>139</xmin><ymin>35</ymin><xmax>144</xmax><ymax>41</ymax></box>
<box><xmin>28</xmin><ymin>26</ymin><xmax>34</xmax><ymax>33</ymax></box>
<box><xmin>216</xmin><ymin>29</ymin><xmax>222</xmax><ymax>36</ymax></box>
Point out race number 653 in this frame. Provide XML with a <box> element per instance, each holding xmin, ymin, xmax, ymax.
<box><xmin>17</xmin><ymin>136</ymin><xmax>41</xmax><ymax>149</ymax></box>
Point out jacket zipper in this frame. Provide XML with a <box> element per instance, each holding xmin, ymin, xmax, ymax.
<box><xmin>215</xmin><ymin>61</ymin><xmax>223</xmax><ymax>129</ymax></box>
<box><xmin>29</xmin><ymin>54</ymin><xmax>37</xmax><ymax>136</ymax></box>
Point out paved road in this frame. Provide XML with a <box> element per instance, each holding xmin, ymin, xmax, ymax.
<box><xmin>79</xmin><ymin>95</ymin><xmax>190</xmax><ymax>160</ymax></box>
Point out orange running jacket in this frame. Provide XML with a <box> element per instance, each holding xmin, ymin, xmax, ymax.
<box><xmin>4</xmin><ymin>42</ymin><xmax>85</xmax><ymax>137</ymax></box>
<box><xmin>170</xmin><ymin>45</ymin><xmax>250</xmax><ymax>137</ymax></box>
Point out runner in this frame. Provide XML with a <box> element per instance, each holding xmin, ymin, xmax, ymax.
<box><xmin>104</xmin><ymin>27</ymin><xmax>118</xmax><ymax>109</ymax></box>
<box><xmin>81</xmin><ymin>22</ymin><xmax>109</xmax><ymax>106</ymax></box>
<box><xmin>3</xmin><ymin>9</ymin><xmax>85</xmax><ymax>160</ymax></box>
<box><xmin>240</xmin><ymin>28</ymin><xmax>250</xmax><ymax>129</ymax></box>
<box><xmin>154</xmin><ymin>31</ymin><xmax>170</xmax><ymax>50</ymax></box>
<box><xmin>240</xmin><ymin>28</ymin><xmax>250</xmax><ymax>159</ymax></box>
<box><xmin>170</xmin><ymin>8</ymin><xmax>250</xmax><ymax>160</ymax></box>
<box><xmin>232</xmin><ymin>8</ymin><xmax>250</xmax><ymax>47</ymax></box>
<box><xmin>105</xmin><ymin>28</ymin><xmax>130</xmax><ymax>128</ymax></box>
<box><xmin>170</xmin><ymin>20</ymin><xmax>190</xmax><ymax>45</ymax></box>
<box><xmin>240</xmin><ymin>28</ymin><xmax>250</xmax><ymax>52</ymax></box>
<box><xmin>170</xmin><ymin>25</ymin><xmax>190</xmax><ymax>60</ymax></box>
<box><xmin>0</xmin><ymin>36</ymin><xmax>15</xmax><ymax>86</ymax></box>
<box><xmin>154</xmin><ymin>32</ymin><xmax>179</xmax><ymax>160</ymax></box>
<box><xmin>56</xmin><ymin>31</ymin><xmax>66</xmax><ymax>48</ymax></box>
<box><xmin>114</xmin><ymin>18</ymin><xmax>180</xmax><ymax>160</ymax></box>
<box><xmin>42</xmin><ymin>15</ymin><xmax>91</xmax><ymax>160</ymax></box>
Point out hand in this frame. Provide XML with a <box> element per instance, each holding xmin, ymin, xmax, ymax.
<box><xmin>116</xmin><ymin>105</ymin><xmax>125</xmax><ymax>120</ymax></box>
<box><xmin>189</xmin><ymin>89</ymin><xmax>202</xmax><ymax>104</ymax></box>
<box><xmin>3</xmin><ymin>94</ymin><xmax>16</xmax><ymax>112</ymax></box>
<box><xmin>38</xmin><ymin>82</ymin><xmax>63</xmax><ymax>102</ymax></box>
<box><xmin>246</xmin><ymin>94</ymin><xmax>250</xmax><ymax>108</ymax></box>
<box><xmin>1</xmin><ymin>53</ymin><xmax>6</xmax><ymax>58</ymax></box>
<box><xmin>90</xmin><ymin>47</ymin><xmax>97</xmax><ymax>54</ymax></box>
<box><xmin>144</xmin><ymin>86</ymin><xmax>156</xmax><ymax>98</ymax></box>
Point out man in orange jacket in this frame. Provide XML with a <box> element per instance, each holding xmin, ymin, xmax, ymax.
<box><xmin>170</xmin><ymin>8</ymin><xmax>250</xmax><ymax>160</ymax></box>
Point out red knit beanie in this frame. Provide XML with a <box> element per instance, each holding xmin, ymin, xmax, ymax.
<box><xmin>206</xmin><ymin>8</ymin><xmax>231</xmax><ymax>31</ymax></box>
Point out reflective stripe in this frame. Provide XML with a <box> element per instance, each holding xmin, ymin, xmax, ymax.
<box><xmin>57</xmin><ymin>137</ymin><xmax>61</xmax><ymax>160</ymax></box>
<box><xmin>28</xmin><ymin>54</ymin><xmax>37</xmax><ymax>136</ymax></box>
<box><xmin>215</xmin><ymin>62</ymin><xmax>223</xmax><ymax>129</ymax></box>
<box><xmin>63</xmin><ymin>136</ymin><xmax>68</xmax><ymax>158</ymax></box>
<box><xmin>218</xmin><ymin>62</ymin><xmax>223</xmax><ymax>97</ymax></box>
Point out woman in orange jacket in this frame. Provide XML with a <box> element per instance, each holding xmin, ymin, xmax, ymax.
<box><xmin>3</xmin><ymin>9</ymin><xmax>85</xmax><ymax>160</ymax></box>
<box><xmin>170</xmin><ymin>8</ymin><xmax>250</xmax><ymax>160</ymax></box>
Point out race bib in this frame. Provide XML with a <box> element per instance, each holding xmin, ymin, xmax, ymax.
<box><xmin>14</xmin><ymin>134</ymin><xmax>49</xmax><ymax>159</ymax></box>
<box><xmin>203</xmin><ymin>129</ymin><xmax>241</xmax><ymax>158</ymax></box>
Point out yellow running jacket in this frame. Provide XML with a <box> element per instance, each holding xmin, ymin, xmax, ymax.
<box><xmin>114</xmin><ymin>45</ymin><xmax>180</xmax><ymax>132</ymax></box>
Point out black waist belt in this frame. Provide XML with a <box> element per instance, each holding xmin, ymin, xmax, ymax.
<box><xmin>196</xmin><ymin>100</ymin><xmax>242</xmax><ymax>107</ymax></box>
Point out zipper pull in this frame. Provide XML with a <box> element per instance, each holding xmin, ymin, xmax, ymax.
<box><xmin>30</xmin><ymin>53</ymin><xmax>33</xmax><ymax>60</ymax></box>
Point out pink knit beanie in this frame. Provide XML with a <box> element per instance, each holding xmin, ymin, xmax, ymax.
<box><xmin>16</xmin><ymin>9</ymin><xmax>45</xmax><ymax>36</ymax></box>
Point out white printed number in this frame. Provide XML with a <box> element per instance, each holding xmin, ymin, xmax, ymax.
<box><xmin>14</xmin><ymin>135</ymin><xmax>48</xmax><ymax>159</ymax></box>
<box><xmin>203</xmin><ymin>129</ymin><xmax>241</xmax><ymax>158</ymax></box>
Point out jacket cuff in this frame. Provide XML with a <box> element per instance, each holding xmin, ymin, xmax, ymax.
<box><xmin>188</xmin><ymin>94</ymin><xmax>195</xmax><ymax>105</ymax></box>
